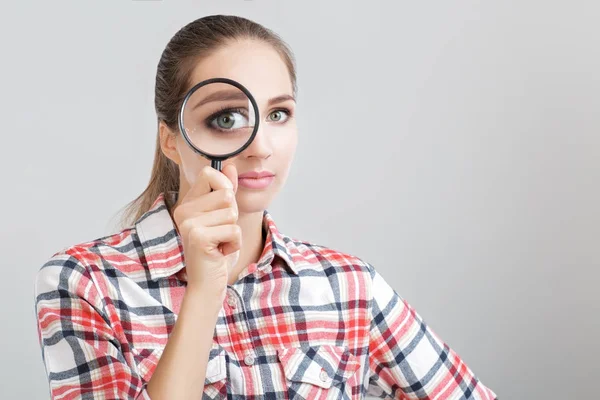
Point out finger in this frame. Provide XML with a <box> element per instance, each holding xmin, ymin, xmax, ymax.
<box><xmin>184</xmin><ymin>165</ymin><xmax>235</xmax><ymax>203</ymax></box>
<box><xmin>221</xmin><ymin>163</ymin><xmax>239</xmax><ymax>194</ymax></box>
<box><xmin>221</xmin><ymin>241</ymin><xmax>242</xmax><ymax>257</ymax></box>
<box><xmin>182</xmin><ymin>207</ymin><xmax>238</xmax><ymax>229</ymax></box>
<box><xmin>174</xmin><ymin>187</ymin><xmax>236</xmax><ymax>220</ymax></box>
<box><xmin>189</xmin><ymin>224</ymin><xmax>242</xmax><ymax>258</ymax></box>
<box><xmin>184</xmin><ymin>166</ymin><xmax>212</xmax><ymax>200</ymax></box>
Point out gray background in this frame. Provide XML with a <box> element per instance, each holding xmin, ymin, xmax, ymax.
<box><xmin>1</xmin><ymin>0</ymin><xmax>598</xmax><ymax>398</ymax></box>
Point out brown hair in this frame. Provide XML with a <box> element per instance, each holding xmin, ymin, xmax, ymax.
<box><xmin>117</xmin><ymin>15</ymin><xmax>297</xmax><ymax>229</ymax></box>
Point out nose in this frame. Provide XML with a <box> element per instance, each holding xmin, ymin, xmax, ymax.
<box><xmin>242</xmin><ymin>123</ymin><xmax>272</xmax><ymax>161</ymax></box>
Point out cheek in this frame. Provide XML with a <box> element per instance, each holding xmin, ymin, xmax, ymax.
<box><xmin>275</xmin><ymin>128</ymin><xmax>298</xmax><ymax>170</ymax></box>
<box><xmin>177</xmin><ymin>141</ymin><xmax>210</xmax><ymax>186</ymax></box>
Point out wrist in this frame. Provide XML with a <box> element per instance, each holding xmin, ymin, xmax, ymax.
<box><xmin>184</xmin><ymin>284</ymin><xmax>225</xmax><ymax>310</ymax></box>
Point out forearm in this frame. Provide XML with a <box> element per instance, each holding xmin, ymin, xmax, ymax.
<box><xmin>146</xmin><ymin>286</ymin><xmax>222</xmax><ymax>400</ymax></box>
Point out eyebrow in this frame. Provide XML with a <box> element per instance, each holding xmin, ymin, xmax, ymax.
<box><xmin>267</xmin><ymin>94</ymin><xmax>296</xmax><ymax>106</ymax></box>
<box><xmin>193</xmin><ymin>91</ymin><xmax>295</xmax><ymax>109</ymax></box>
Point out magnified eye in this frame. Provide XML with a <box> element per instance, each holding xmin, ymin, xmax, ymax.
<box><xmin>215</xmin><ymin>112</ymin><xmax>235</xmax><ymax>129</ymax></box>
<box><xmin>208</xmin><ymin>109</ymin><xmax>249</xmax><ymax>131</ymax></box>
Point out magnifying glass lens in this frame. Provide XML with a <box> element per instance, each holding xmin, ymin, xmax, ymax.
<box><xmin>181</xmin><ymin>82</ymin><xmax>256</xmax><ymax>157</ymax></box>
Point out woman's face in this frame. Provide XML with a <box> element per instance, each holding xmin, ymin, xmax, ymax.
<box><xmin>162</xmin><ymin>39</ymin><xmax>298</xmax><ymax>215</ymax></box>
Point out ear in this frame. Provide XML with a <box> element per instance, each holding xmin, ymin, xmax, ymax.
<box><xmin>159</xmin><ymin>121</ymin><xmax>182</xmax><ymax>165</ymax></box>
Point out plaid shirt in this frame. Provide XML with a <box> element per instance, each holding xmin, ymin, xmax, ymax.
<box><xmin>34</xmin><ymin>191</ymin><xmax>497</xmax><ymax>399</ymax></box>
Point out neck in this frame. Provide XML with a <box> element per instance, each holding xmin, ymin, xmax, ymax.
<box><xmin>166</xmin><ymin>191</ymin><xmax>266</xmax><ymax>285</ymax></box>
<box><xmin>228</xmin><ymin>210</ymin><xmax>265</xmax><ymax>284</ymax></box>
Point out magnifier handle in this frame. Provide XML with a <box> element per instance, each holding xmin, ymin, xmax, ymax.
<box><xmin>211</xmin><ymin>159</ymin><xmax>222</xmax><ymax>172</ymax></box>
<box><xmin>210</xmin><ymin>159</ymin><xmax>222</xmax><ymax>193</ymax></box>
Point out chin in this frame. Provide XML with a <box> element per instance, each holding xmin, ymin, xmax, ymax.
<box><xmin>235</xmin><ymin>188</ymin><xmax>278</xmax><ymax>215</ymax></box>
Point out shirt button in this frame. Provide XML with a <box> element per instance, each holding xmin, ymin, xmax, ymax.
<box><xmin>244</xmin><ymin>354</ymin><xmax>255</xmax><ymax>366</ymax></box>
<box><xmin>227</xmin><ymin>296</ymin><xmax>236</xmax><ymax>308</ymax></box>
<box><xmin>319</xmin><ymin>369</ymin><xmax>328</xmax><ymax>382</ymax></box>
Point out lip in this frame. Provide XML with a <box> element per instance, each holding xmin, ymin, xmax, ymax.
<box><xmin>238</xmin><ymin>170</ymin><xmax>275</xmax><ymax>179</ymax></box>
<box><xmin>238</xmin><ymin>170</ymin><xmax>275</xmax><ymax>189</ymax></box>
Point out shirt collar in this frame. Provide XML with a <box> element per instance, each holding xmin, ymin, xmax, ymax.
<box><xmin>134</xmin><ymin>191</ymin><xmax>299</xmax><ymax>281</ymax></box>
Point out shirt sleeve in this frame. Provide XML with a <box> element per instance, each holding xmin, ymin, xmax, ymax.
<box><xmin>366</xmin><ymin>265</ymin><xmax>497</xmax><ymax>399</ymax></box>
<box><xmin>34</xmin><ymin>253</ymin><xmax>152</xmax><ymax>400</ymax></box>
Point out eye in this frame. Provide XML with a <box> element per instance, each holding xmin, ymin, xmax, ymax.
<box><xmin>267</xmin><ymin>109</ymin><xmax>290</xmax><ymax>123</ymax></box>
<box><xmin>215</xmin><ymin>112</ymin><xmax>235</xmax><ymax>129</ymax></box>
<box><xmin>208</xmin><ymin>109</ymin><xmax>248</xmax><ymax>131</ymax></box>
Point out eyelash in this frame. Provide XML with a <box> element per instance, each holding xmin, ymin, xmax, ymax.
<box><xmin>204</xmin><ymin>106</ymin><xmax>294</xmax><ymax>127</ymax></box>
<box><xmin>269</xmin><ymin>107</ymin><xmax>294</xmax><ymax>122</ymax></box>
<box><xmin>204</xmin><ymin>106</ymin><xmax>247</xmax><ymax>129</ymax></box>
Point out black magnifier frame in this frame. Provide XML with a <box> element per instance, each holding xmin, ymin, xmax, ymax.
<box><xmin>178</xmin><ymin>77</ymin><xmax>260</xmax><ymax>171</ymax></box>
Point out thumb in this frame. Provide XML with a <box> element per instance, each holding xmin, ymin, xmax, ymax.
<box><xmin>222</xmin><ymin>163</ymin><xmax>239</xmax><ymax>193</ymax></box>
<box><xmin>225</xmin><ymin>249</ymin><xmax>240</xmax><ymax>269</ymax></box>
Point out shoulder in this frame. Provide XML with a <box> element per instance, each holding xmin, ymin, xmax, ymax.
<box><xmin>34</xmin><ymin>226</ymin><xmax>136</xmax><ymax>298</ymax></box>
<box><xmin>283</xmin><ymin>237</ymin><xmax>386</xmax><ymax>309</ymax></box>
<box><xmin>287</xmin><ymin>236</ymin><xmax>376</xmax><ymax>277</ymax></box>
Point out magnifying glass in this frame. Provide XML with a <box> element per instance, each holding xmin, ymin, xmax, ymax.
<box><xmin>178</xmin><ymin>77</ymin><xmax>260</xmax><ymax>172</ymax></box>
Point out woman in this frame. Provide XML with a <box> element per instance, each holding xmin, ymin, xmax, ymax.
<box><xmin>34</xmin><ymin>15</ymin><xmax>497</xmax><ymax>399</ymax></box>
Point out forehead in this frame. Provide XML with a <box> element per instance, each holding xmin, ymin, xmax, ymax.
<box><xmin>188</xmin><ymin>39</ymin><xmax>294</xmax><ymax>105</ymax></box>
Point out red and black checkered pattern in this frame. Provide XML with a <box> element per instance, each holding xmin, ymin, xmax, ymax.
<box><xmin>34</xmin><ymin>191</ymin><xmax>497</xmax><ymax>399</ymax></box>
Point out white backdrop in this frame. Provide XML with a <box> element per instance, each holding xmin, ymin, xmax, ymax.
<box><xmin>1</xmin><ymin>1</ymin><xmax>599</xmax><ymax>399</ymax></box>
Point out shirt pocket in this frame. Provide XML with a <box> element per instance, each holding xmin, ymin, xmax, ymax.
<box><xmin>277</xmin><ymin>344</ymin><xmax>361</xmax><ymax>399</ymax></box>
<box><xmin>202</xmin><ymin>345</ymin><xmax>228</xmax><ymax>399</ymax></box>
<box><xmin>132</xmin><ymin>346</ymin><xmax>164</xmax><ymax>384</ymax></box>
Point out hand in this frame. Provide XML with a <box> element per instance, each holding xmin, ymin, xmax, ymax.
<box><xmin>171</xmin><ymin>164</ymin><xmax>241</xmax><ymax>301</ymax></box>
